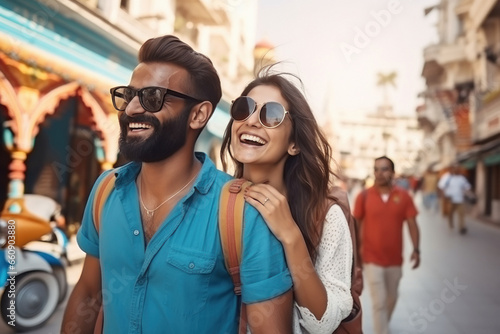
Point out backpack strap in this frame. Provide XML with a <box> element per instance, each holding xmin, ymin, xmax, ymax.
<box><xmin>219</xmin><ymin>178</ymin><xmax>252</xmax><ymax>334</ymax></box>
<box><xmin>91</xmin><ymin>170</ymin><xmax>115</xmax><ymax>334</ymax></box>
<box><xmin>329</xmin><ymin>187</ymin><xmax>363</xmax><ymax>295</ymax></box>
<box><xmin>329</xmin><ymin>187</ymin><xmax>364</xmax><ymax>331</ymax></box>
<box><xmin>92</xmin><ymin>171</ymin><xmax>116</xmax><ymax>233</ymax></box>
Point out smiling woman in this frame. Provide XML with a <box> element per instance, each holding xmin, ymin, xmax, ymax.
<box><xmin>220</xmin><ymin>66</ymin><xmax>356</xmax><ymax>333</ymax></box>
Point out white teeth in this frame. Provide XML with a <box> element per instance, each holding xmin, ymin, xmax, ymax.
<box><xmin>240</xmin><ymin>134</ymin><xmax>266</xmax><ymax>145</ymax></box>
<box><xmin>129</xmin><ymin>122</ymin><xmax>152</xmax><ymax>129</ymax></box>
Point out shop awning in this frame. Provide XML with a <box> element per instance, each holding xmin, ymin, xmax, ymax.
<box><xmin>0</xmin><ymin>0</ymin><xmax>137</xmax><ymax>92</ymax></box>
<box><xmin>484</xmin><ymin>152</ymin><xmax>500</xmax><ymax>166</ymax></box>
<box><xmin>461</xmin><ymin>158</ymin><xmax>477</xmax><ymax>169</ymax></box>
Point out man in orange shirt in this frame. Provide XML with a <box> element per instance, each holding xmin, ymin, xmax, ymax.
<box><xmin>354</xmin><ymin>156</ymin><xmax>420</xmax><ymax>334</ymax></box>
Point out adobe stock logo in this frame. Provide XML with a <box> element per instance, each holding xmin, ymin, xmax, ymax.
<box><xmin>339</xmin><ymin>0</ymin><xmax>404</xmax><ymax>63</ymax></box>
<box><xmin>408</xmin><ymin>278</ymin><xmax>467</xmax><ymax>332</ymax></box>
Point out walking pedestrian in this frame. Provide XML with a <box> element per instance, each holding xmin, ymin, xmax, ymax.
<box><xmin>353</xmin><ymin>156</ymin><xmax>420</xmax><ymax>334</ymax></box>
<box><xmin>437</xmin><ymin>163</ymin><xmax>471</xmax><ymax>234</ymax></box>
<box><xmin>421</xmin><ymin>167</ymin><xmax>439</xmax><ymax>211</ymax></box>
<box><xmin>61</xmin><ymin>35</ymin><xmax>293</xmax><ymax>334</ymax></box>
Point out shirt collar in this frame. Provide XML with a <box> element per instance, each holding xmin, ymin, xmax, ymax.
<box><xmin>112</xmin><ymin>152</ymin><xmax>216</xmax><ymax>195</ymax></box>
<box><xmin>192</xmin><ymin>152</ymin><xmax>216</xmax><ymax>195</ymax></box>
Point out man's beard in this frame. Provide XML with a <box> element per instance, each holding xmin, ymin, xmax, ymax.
<box><xmin>118</xmin><ymin>107</ymin><xmax>191</xmax><ymax>163</ymax></box>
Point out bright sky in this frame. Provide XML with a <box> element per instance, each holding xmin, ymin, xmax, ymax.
<box><xmin>256</xmin><ymin>0</ymin><xmax>439</xmax><ymax>122</ymax></box>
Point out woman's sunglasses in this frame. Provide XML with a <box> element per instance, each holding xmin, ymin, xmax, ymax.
<box><xmin>230</xmin><ymin>96</ymin><xmax>290</xmax><ymax>129</ymax></box>
<box><xmin>110</xmin><ymin>86</ymin><xmax>202</xmax><ymax>113</ymax></box>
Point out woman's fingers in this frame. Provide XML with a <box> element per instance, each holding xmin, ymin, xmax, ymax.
<box><xmin>243</xmin><ymin>183</ymin><xmax>297</xmax><ymax>242</ymax></box>
<box><xmin>244</xmin><ymin>195</ymin><xmax>266</xmax><ymax>211</ymax></box>
<box><xmin>245</xmin><ymin>184</ymin><xmax>284</xmax><ymax>206</ymax></box>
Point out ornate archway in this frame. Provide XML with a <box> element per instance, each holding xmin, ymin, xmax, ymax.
<box><xmin>0</xmin><ymin>54</ymin><xmax>118</xmax><ymax>200</ymax></box>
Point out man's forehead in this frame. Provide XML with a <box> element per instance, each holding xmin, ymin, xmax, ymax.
<box><xmin>131</xmin><ymin>62</ymin><xmax>188</xmax><ymax>87</ymax></box>
<box><xmin>375</xmin><ymin>159</ymin><xmax>391</xmax><ymax>166</ymax></box>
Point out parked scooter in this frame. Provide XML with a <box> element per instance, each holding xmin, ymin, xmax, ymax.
<box><xmin>0</xmin><ymin>197</ymin><xmax>68</xmax><ymax>332</ymax></box>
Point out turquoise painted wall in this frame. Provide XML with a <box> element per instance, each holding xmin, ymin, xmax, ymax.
<box><xmin>0</xmin><ymin>0</ymin><xmax>136</xmax><ymax>84</ymax></box>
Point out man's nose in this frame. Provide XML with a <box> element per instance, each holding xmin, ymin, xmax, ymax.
<box><xmin>125</xmin><ymin>96</ymin><xmax>146</xmax><ymax>116</ymax></box>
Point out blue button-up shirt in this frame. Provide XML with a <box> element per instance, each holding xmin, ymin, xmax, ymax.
<box><xmin>77</xmin><ymin>153</ymin><xmax>292</xmax><ymax>333</ymax></box>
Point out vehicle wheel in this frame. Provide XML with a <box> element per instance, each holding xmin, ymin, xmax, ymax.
<box><xmin>1</xmin><ymin>271</ymin><xmax>60</xmax><ymax>332</ymax></box>
<box><xmin>51</xmin><ymin>265</ymin><xmax>68</xmax><ymax>304</ymax></box>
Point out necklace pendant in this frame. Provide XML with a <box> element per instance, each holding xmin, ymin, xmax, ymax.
<box><xmin>146</xmin><ymin>210</ymin><xmax>154</xmax><ymax>217</ymax></box>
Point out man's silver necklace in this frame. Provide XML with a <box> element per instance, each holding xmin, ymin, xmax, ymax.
<box><xmin>139</xmin><ymin>172</ymin><xmax>198</xmax><ymax>218</ymax></box>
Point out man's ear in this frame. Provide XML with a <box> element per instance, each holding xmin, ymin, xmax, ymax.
<box><xmin>190</xmin><ymin>101</ymin><xmax>213</xmax><ymax>130</ymax></box>
<box><xmin>288</xmin><ymin>142</ymin><xmax>300</xmax><ymax>156</ymax></box>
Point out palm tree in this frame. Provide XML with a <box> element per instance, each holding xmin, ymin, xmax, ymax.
<box><xmin>376</xmin><ymin>71</ymin><xmax>397</xmax><ymax>109</ymax></box>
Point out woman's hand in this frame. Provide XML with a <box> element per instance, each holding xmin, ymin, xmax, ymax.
<box><xmin>244</xmin><ymin>184</ymin><xmax>300</xmax><ymax>244</ymax></box>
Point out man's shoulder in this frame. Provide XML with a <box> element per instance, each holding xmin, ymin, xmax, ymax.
<box><xmin>364</xmin><ymin>186</ymin><xmax>378</xmax><ymax>197</ymax></box>
<box><xmin>193</xmin><ymin>152</ymin><xmax>232</xmax><ymax>192</ymax></box>
<box><xmin>392</xmin><ymin>186</ymin><xmax>414</xmax><ymax>200</ymax></box>
<box><xmin>208</xmin><ymin>168</ymin><xmax>233</xmax><ymax>189</ymax></box>
<box><xmin>98</xmin><ymin>162</ymin><xmax>138</xmax><ymax>189</ymax></box>
<box><xmin>393</xmin><ymin>185</ymin><xmax>409</xmax><ymax>193</ymax></box>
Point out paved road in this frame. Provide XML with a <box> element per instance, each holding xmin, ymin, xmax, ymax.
<box><xmin>2</xmin><ymin>194</ymin><xmax>500</xmax><ymax>333</ymax></box>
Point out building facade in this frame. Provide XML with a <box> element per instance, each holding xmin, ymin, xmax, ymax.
<box><xmin>419</xmin><ymin>0</ymin><xmax>500</xmax><ymax>222</ymax></box>
<box><xmin>332</xmin><ymin>106</ymin><xmax>424</xmax><ymax>183</ymax></box>
<box><xmin>0</xmin><ymin>0</ymin><xmax>258</xmax><ymax>228</ymax></box>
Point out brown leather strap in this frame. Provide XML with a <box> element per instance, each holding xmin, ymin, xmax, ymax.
<box><xmin>219</xmin><ymin>178</ymin><xmax>252</xmax><ymax>333</ymax></box>
<box><xmin>92</xmin><ymin>171</ymin><xmax>116</xmax><ymax>233</ymax></box>
<box><xmin>91</xmin><ymin>171</ymin><xmax>115</xmax><ymax>334</ymax></box>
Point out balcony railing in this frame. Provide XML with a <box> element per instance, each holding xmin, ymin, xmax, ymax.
<box><xmin>423</xmin><ymin>42</ymin><xmax>466</xmax><ymax>66</ymax></box>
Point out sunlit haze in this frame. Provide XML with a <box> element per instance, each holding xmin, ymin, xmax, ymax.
<box><xmin>256</xmin><ymin>0</ymin><xmax>439</xmax><ymax>122</ymax></box>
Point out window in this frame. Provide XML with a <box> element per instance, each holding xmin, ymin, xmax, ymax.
<box><xmin>120</xmin><ymin>0</ymin><xmax>129</xmax><ymax>10</ymax></box>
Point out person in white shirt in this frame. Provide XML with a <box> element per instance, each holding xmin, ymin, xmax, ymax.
<box><xmin>438</xmin><ymin>163</ymin><xmax>471</xmax><ymax>234</ymax></box>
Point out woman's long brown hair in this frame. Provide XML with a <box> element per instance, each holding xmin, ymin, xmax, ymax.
<box><xmin>220</xmin><ymin>67</ymin><xmax>338</xmax><ymax>261</ymax></box>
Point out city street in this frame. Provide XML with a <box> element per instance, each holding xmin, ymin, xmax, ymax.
<box><xmin>2</xmin><ymin>194</ymin><xmax>500</xmax><ymax>333</ymax></box>
<box><xmin>362</xmin><ymin>194</ymin><xmax>500</xmax><ymax>334</ymax></box>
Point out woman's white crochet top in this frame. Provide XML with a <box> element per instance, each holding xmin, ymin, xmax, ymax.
<box><xmin>293</xmin><ymin>204</ymin><xmax>354</xmax><ymax>334</ymax></box>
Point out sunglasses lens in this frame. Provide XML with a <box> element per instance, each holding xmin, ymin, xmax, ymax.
<box><xmin>261</xmin><ymin>102</ymin><xmax>286</xmax><ymax>127</ymax></box>
<box><xmin>231</xmin><ymin>97</ymin><xmax>255</xmax><ymax>121</ymax></box>
<box><xmin>141</xmin><ymin>87</ymin><xmax>164</xmax><ymax>111</ymax></box>
<box><xmin>112</xmin><ymin>87</ymin><xmax>131</xmax><ymax>111</ymax></box>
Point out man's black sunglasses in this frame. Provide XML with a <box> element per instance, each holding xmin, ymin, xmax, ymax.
<box><xmin>110</xmin><ymin>86</ymin><xmax>202</xmax><ymax>113</ymax></box>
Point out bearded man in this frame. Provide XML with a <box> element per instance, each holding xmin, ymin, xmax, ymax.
<box><xmin>62</xmin><ymin>35</ymin><xmax>293</xmax><ymax>334</ymax></box>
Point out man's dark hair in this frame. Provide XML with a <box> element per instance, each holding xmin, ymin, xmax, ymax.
<box><xmin>375</xmin><ymin>156</ymin><xmax>395</xmax><ymax>171</ymax></box>
<box><xmin>138</xmin><ymin>35</ymin><xmax>222</xmax><ymax>115</ymax></box>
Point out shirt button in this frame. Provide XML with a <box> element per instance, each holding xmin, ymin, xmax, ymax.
<box><xmin>188</xmin><ymin>262</ymin><xmax>195</xmax><ymax>269</ymax></box>
<box><xmin>137</xmin><ymin>277</ymin><xmax>145</xmax><ymax>285</ymax></box>
<box><xmin>133</xmin><ymin>229</ymin><xmax>140</xmax><ymax>236</ymax></box>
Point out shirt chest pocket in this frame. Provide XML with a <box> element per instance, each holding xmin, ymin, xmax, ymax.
<box><xmin>165</xmin><ymin>247</ymin><xmax>216</xmax><ymax>316</ymax></box>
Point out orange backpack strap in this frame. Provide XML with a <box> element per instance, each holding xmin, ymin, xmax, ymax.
<box><xmin>92</xmin><ymin>171</ymin><xmax>116</xmax><ymax>233</ymax></box>
<box><xmin>91</xmin><ymin>170</ymin><xmax>116</xmax><ymax>334</ymax></box>
<box><xmin>219</xmin><ymin>178</ymin><xmax>252</xmax><ymax>334</ymax></box>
